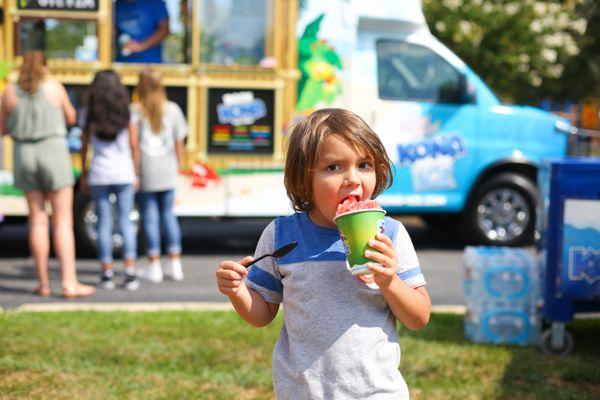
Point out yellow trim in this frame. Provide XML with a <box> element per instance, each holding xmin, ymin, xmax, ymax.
<box><xmin>2</xmin><ymin>137</ymin><xmax>12</xmax><ymax>173</ymax></box>
<box><xmin>191</xmin><ymin>0</ymin><xmax>200</xmax><ymax>68</ymax></box>
<box><xmin>9</xmin><ymin>10</ymin><xmax>99</xmax><ymax>20</ymax></box>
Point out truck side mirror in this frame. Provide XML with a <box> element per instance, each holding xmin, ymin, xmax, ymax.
<box><xmin>458</xmin><ymin>73</ymin><xmax>477</xmax><ymax>104</ymax></box>
<box><xmin>438</xmin><ymin>73</ymin><xmax>476</xmax><ymax>104</ymax></box>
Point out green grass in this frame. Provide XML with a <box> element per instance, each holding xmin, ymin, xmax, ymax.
<box><xmin>0</xmin><ymin>312</ymin><xmax>598</xmax><ymax>399</ymax></box>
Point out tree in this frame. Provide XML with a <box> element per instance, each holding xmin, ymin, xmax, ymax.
<box><xmin>422</xmin><ymin>0</ymin><xmax>587</xmax><ymax>104</ymax></box>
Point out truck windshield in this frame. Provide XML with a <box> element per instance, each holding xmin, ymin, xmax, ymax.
<box><xmin>376</xmin><ymin>39</ymin><xmax>463</xmax><ymax>103</ymax></box>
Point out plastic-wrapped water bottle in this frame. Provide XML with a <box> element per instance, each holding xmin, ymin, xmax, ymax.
<box><xmin>463</xmin><ymin>246</ymin><xmax>542</xmax><ymax>346</ymax></box>
<box><xmin>119</xmin><ymin>34</ymin><xmax>132</xmax><ymax>57</ymax></box>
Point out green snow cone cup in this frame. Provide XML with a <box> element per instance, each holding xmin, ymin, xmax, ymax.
<box><xmin>334</xmin><ymin>209</ymin><xmax>386</xmax><ymax>276</ymax></box>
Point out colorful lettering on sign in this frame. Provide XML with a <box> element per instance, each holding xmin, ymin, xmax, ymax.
<box><xmin>20</xmin><ymin>0</ymin><xmax>97</xmax><ymax>10</ymax></box>
<box><xmin>397</xmin><ymin>133</ymin><xmax>466</xmax><ymax>166</ymax></box>
<box><xmin>216</xmin><ymin>91</ymin><xmax>267</xmax><ymax>126</ymax></box>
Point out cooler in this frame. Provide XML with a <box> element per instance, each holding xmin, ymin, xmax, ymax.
<box><xmin>537</xmin><ymin>157</ymin><xmax>600</xmax><ymax>355</ymax></box>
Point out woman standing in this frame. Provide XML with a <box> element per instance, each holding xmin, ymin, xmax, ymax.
<box><xmin>80</xmin><ymin>70</ymin><xmax>140</xmax><ymax>291</ymax></box>
<box><xmin>133</xmin><ymin>69</ymin><xmax>186</xmax><ymax>282</ymax></box>
<box><xmin>0</xmin><ymin>51</ymin><xmax>94</xmax><ymax>298</ymax></box>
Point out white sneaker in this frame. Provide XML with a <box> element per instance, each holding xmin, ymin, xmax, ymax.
<box><xmin>164</xmin><ymin>259</ymin><xmax>184</xmax><ymax>281</ymax></box>
<box><xmin>137</xmin><ymin>262</ymin><xmax>163</xmax><ymax>283</ymax></box>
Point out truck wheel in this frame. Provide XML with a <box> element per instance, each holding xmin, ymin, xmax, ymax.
<box><xmin>73</xmin><ymin>190</ymin><xmax>141</xmax><ymax>256</ymax></box>
<box><xmin>466</xmin><ymin>173</ymin><xmax>536</xmax><ymax>246</ymax></box>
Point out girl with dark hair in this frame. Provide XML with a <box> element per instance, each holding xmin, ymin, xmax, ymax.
<box><xmin>80</xmin><ymin>70</ymin><xmax>140</xmax><ymax>291</ymax></box>
<box><xmin>0</xmin><ymin>51</ymin><xmax>95</xmax><ymax>298</ymax></box>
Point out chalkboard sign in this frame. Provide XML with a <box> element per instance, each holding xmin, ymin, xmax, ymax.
<box><xmin>18</xmin><ymin>0</ymin><xmax>99</xmax><ymax>11</ymax></box>
<box><xmin>207</xmin><ymin>87</ymin><xmax>275</xmax><ymax>154</ymax></box>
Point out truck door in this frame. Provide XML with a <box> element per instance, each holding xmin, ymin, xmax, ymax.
<box><xmin>364</xmin><ymin>36</ymin><xmax>479</xmax><ymax>213</ymax></box>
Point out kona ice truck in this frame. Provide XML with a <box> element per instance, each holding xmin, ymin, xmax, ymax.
<box><xmin>294</xmin><ymin>0</ymin><xmax>568</xmax><ymax>246</ymax></box>
<box><xmin>0</xmin><ymin>0</ymin><xmax>569</xmax><ymax>249</ymax></box>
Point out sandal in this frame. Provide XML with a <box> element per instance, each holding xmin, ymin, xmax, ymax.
<box><xmin>62</xmin><ymin>283</ymin><xmax>96</xmax><ymax>299</ymax></box>
<box><xmin>33</xmin><ymin>284</ymin><xmax>51</xmax><ymax>297</ymax></box>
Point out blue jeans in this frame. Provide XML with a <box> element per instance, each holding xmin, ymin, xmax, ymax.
<box><xmin>139</xmin><ymin>190</ymin><xmax>182</xmax><ymax>257</ymax></box>
<box><xmin>90</xmin><ymin>184</ymin><xmax>137</xmax><ymax>263</ymax></box>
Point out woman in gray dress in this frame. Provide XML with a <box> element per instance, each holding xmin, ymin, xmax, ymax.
<box><xmin>0</xmin><ymin>51</ymin><xmax>95</xmax><ymax>298</ymax></box>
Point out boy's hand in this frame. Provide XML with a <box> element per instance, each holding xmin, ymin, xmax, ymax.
<box><xmin>363</xmin><ymin>233</ymin><xmax>399</xmax><ymax>288</ymax></box>
<box><xmin>216</xmin><ymin>256</ymin><xmax>253</xmax><ymax>298</ymax></box>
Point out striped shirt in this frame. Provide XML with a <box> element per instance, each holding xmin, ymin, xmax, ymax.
<box><xmin>245</xmin><ymin>212</ymin><xmax>426</xmax><ymax>399</ymax></box>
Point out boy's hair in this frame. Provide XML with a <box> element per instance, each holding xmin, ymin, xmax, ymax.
<box><xmin>85</xmin><ymin>70</ymin><xmax>130</xmax><ymax>141</ymax></box>
<box><xmin>284</xmin><ymin>108</ymin><xmax>393</xmax><ymax>212</ymax></box>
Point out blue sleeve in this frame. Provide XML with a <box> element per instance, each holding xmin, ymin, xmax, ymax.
<box><xmin>153</xmin><ymin>0</ymin><xmax>169</xmax><ymax>24</ymax></box>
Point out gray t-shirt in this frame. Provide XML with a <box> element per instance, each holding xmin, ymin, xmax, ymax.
<box><xmin>88</xmin><ymin>128</ymin><xmax>136</xmax><ymax>186</ymax></box>
<box><xmin>245</xmin><ymin>212</ymin><xmax>426</xmax><ymax>400</ymax></box>
<box><xmin>131</xmin><ymin>101</ymin><xmax>188</xmax><ymax>192</ymax></box>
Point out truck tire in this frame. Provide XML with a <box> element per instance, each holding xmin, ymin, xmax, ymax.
<box><xmin>466</xmin><ymin>173</ymin><xmax>537</xmax><ymax>246</ymax></box>
<box><xmin>73</xmin><ymin>189</ymin><xmax>141</xmax><ymax>256</ymax></box>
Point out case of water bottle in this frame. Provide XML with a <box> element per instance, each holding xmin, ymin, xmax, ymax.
<box><xmin>463</xmin><ymin>246</ymin><xmax>542</xmax><ymax>346</ymax></box>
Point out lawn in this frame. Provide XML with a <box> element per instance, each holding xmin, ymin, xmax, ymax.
<box><xmin>0</xmin><ymin>311</ymin><xmax>598</xmax><ymax>399</ymax></box>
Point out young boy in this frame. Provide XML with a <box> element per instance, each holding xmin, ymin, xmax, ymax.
<box><xmin>216</xmin><ymin>108</ymin><xmax>430</xmax><ymax>399</ymax></box>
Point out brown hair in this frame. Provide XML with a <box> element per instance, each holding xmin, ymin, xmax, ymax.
<box><xmin>137</xmin><ymin>69</ymin><xmax>166</xmax><ymax>133</ymax></box>
<box><xmin>284</xmin><ymin>108</ymin><xmax>393</xmax><ymax>212</ymax></box>
<box><xmin>18</xmin><ymin>51</ymin><xmax>47</xmax><ymax>94</ymax></box>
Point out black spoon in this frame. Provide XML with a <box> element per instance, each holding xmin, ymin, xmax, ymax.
<box><xmin>244</xmin><ymin>241</ymin><xmax>298</xmax><ymax>268</ymax></box>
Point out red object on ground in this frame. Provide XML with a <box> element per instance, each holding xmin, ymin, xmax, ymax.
<box><xmin>335</xmin><ymin>198</ymin><xmax>382</xmax><ymax>217</ymax></box>
<box><xmin>182</xmin><ymin>162</ymin><xmax>221</xmax><ymax>188</ymax></box>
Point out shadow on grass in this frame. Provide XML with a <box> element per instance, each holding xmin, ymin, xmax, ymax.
<box><xmin>403</xmin><ymin>314</ymin><xmax>600</xmax><ymax>399</ymax></box>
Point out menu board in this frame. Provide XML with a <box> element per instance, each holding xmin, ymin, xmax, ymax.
<box><xmin>207</xmin><ymin>87</ymin><xmax>275</xmax><ymax>154</ymax></box>
<box><xmin>18</xmin><ymin>0</ymin><xmax>99</xmax><ymax>11</ymax></box>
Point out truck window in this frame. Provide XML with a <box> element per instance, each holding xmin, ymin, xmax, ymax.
<box><xmin>16</xmin><ymin>18</ymin><xmax>98</xmax><ymax>61</ymax></box>
<box><xmin>113</xmin><ymin>0</ymin><xmax>191</xmax><ymax>64</ymax></box>
<box><xmin>199</xmin><ymin>0</ymin><xmax>275</xmax><ymax>67</ymax></box>
<box><xmin>376</xmin><ymin>40</ymin><xmax>462</xmax><ymax>103</ymax></box>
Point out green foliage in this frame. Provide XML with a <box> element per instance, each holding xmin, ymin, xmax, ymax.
<box><xmin>422</xmin><ymin>0</ymin><xmax>588</xmax><ymax>104</ymax></box>
<box><xmin>554</xmin><ymin>0</ymin><xmax>600</xmax><ymax>100</ymax></box>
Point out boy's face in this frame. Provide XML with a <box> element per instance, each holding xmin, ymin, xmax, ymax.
<box><xmin>309</xmin><ymin>134</ymin><xmax>376</xmax><ymax>228</ymax></box>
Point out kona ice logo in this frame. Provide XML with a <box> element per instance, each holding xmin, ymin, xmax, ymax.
<box><xmin>563</xmin><ymin>199</ymin><xmax>600</xmax><ymax>286</ymax></box>
<box><xmin>397</xmin><ymin>133</ymin><xmax>467</xmax><ymax>192</ymax></box>
<box><xmin>217</xmin><ymin>92</ymin><xmax>266</xmax><ymax>126</ymax></box>
<box><xmin>397</xmin><ymin>133</ymin><xmax>466</xmax><ymax>167</ymax></box>
<box><xmin>569</xmin><ymin>247</ymin><xmax>600</xmax><ymax>284</ymax></box>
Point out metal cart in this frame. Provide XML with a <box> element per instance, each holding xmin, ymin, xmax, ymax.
<box><xmin>537</xmin><ymin>156</ymin><xmax>600</xmax><ymax>355</ymax></box>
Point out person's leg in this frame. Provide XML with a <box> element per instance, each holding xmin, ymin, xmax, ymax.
<box><xmin>138</xmin><ymin>191</ymin><xmax>163</xmax><ymax>282</ymax></box>
<box><xmin>90</xmin><ymin>185</ymin><xmax>115</xmax><ymax>290</ymax></box>
<box><xmin>24</xmin><ymin>191</ymin><xmax>51</xmax><ymax>295</ymax></box>
<box><xmin>115</xmin><ymin>184</ymin><xmax>137</xmax><ymax>264</ymax></box>
<box><xmin>48</xmin><ymin>186</ymin><xmax>94</xmax><ymax>297</ymax></box>
<box><xmin>159</xmin><ymin>190</ymin><xmax>183</xmax><ymax>281</ymax></box>
<box><xmin>90</xmin><ymin>185</ymin><xmax>114</xmax><ymax>268</ymax></box>
<box><xmin>115</xmin><ymin>184</ymin><xmax>140</xmax><ymax>290</ymax></box>
<box><xmin>140</xmin><ymin>192</ymin><xmax>161</xmax><ymax>262</ymax></box>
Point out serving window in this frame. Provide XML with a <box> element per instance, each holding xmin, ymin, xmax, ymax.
<box><xmin>112</xmin><ymin>0</ymin><xmax>192</xmax><ymax>65</ymax></box>
<box><xmin>16</xmin><ymin>18</ymin><xmax>98</xmax><ymax>61</ymax></box>
<box><xmin>198</xmin><ymin>0</ymin><xmax>275</xmax><ymax>67</ymax></box>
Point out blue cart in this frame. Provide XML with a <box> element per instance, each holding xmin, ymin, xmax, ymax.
<box><xmin>537</xmin><ymin>158</ymin><xmax>600</xmax><ymax>355</ymax></box>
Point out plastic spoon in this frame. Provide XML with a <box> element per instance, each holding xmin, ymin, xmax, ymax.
<box><xmin>244</xmin><ymin>242</ymin><xmax>298</xmax><ymax>268</ymax></box>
